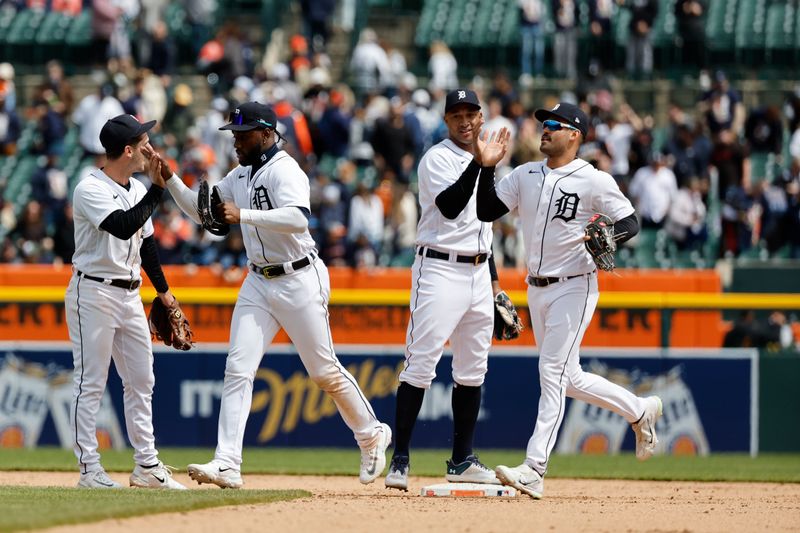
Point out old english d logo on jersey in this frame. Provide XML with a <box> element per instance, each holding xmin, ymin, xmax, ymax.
<box><xmin>551</xmin><ymin>188</ymin><xmax>579</xmax><ymax>222</ymax></box>
<box><xmin>252</xmin><ymin>185</ymin><xmax>273</xmax><ymax>210</ymax></box>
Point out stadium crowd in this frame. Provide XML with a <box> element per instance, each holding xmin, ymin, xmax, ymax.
<box><xmin>1</xmin><ymin>0</ymin><xmax>799</xmax><ymax>274</ymax></box>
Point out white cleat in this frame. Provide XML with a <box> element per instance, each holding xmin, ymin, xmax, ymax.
<box><xmin>495</xmin><ymin>463</ymin><xmax>544</xmax><ymax>499</ymax></box>
<box><xmin>77</xmin><ymin>469</ymin><xmax>123</xmax><ymax>489</ymax></box>
<box><xmin>130</xmin><ymin>462</ymin><xmax>187</xmax><ymax>490</ymax></box>
<box><xmin>384</xmin><ymin>455</ymin><xmax>409</xmax><ymax>491</ymax></box>
<box><xmin>632</xmin><ymin>396</ymin><xmax>663</xmax><ymax>461</ymax></box>
<box><xmin>445</xmin><ymin>455</ymin><xmax>501</xmax><ymax>484</ymax></box>
<box><xmin>360</xmin><ymin>423</ymin><xmax>392</xmax><ymax>484</ymax></box>
<box><xmin>187</xmin><ymin>460</ymin><xmax>243</xmax><ymax>489</ymax></box>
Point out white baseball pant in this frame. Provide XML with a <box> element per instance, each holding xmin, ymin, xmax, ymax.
<box><xmin>65</xmin><ymin>275</ymin><xmax>159</xmax><ymax>473</ymax></box>
<box><xmin>525</xmin><ymin>273</ymin><xmax>646</xmax><ymax>475</ymax></box>
<box><xmin>214</xmin><ymin>259</ymin><xmax>383</xmax><ymax>468</ymax></box>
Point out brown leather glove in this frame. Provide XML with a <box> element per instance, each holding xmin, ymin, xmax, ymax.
<box><xmin>148</xmin><ymin>297</ymin><xmax>194</xmax><ymax>351</ymax></box>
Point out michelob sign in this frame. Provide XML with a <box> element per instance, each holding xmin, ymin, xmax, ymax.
<box><xmin>0</xmin><ymin>344</ymin><xmax>757</xmax><ymax>455</ymax></box>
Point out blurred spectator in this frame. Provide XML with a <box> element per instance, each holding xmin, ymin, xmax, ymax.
<box><xmin>428</xmin><ymin>41</ymin><xmax>458</xmax><ymax>92</ymax></box>
<box><xmin>665</xmin><ymin>176</ymin><xmax>707</xmax><ymax>251</ymax></box>
<box><xmin>301</xmin><ymin>0</ymin><xmax>335</xmax><ymax>53</ymax></box>
<box><xmin>30</xmin><ymin>155</ymin><xmax>68</xmax><ymax>224</ymax></box>
<box><xmin>317</xmin><ymin>89</ymin><xmax>352</xmax><ymax>158</ymax></box>
<box><xmin>11</xmin><ymin>201</ymin><xmax>50</xmax><ymax>263</ymax></box>
<box><xmin>518</xmin><ymin>0</ymin><xmax>545</xmax><ymax>85</ymax></box>
<box><xmin>163</xmin><ymin>83</ymin><xmax>194</xmax><ymax>148</ymax></box>
<box><xmin>408</xmin><ymin>88</ymin><xmax>442</xmax><ymax>154</ymax></box>
<box><xmin>349</xmin><ymin>28</ymin><xmax>389</xmax><ymax>100</ymax></box>
<box><xmin>744</xmin><ymin>105</ymin><xmax>783</xmax><ymax>155</ymax></box>
<box><xmin>143</xmin><ymin>20</ymin><xmax>178</xmax><ymax>78</ymax></box>
<box><xmin>488</xmin><ymin>71</ymin><xmax>518</xmax><ymax>115</ymax></box>
<box><xmin>758</xmin><ymin>166</ymin><xmax>800</xmax><ymax>255</ymax></box>
<box><xmin>552</xmin><ymin>0</ymin><xmax>579</xmax><ymax>81</ymax></box>
<box><xmin>675</xmin><ymin>0</ymin><xmax>707</xmax><ymax>69</ymax></box>
<box><xmin>370</xmin><ymin>97</ymin><xmax>416</xmax><ymax>185</ymax></box>
<box><xmin>52</xmin><ymin>203</ymin><xmax>75</xmax><ymax>265</ymax></box>
<box><xmin>618</xmin><ymin>0</ymin><xmax>658</xmax><ymax>77</ymax></box>
<box><xmin>724</xmin><ymin>310</ymin><xmax>795</xmax><ymax>350</ymax></box>
<box><xmin>0</xmin><ymin>62</ymin><xmax>16</xmax><ymax>112</ymax></box>
<box><xmin>181</xmin><ymin>0</ymin><xmax>217</xmax><ymax>57</ymax></box>
<box><xmin>513</xmin><ymin>109</ymin><xmax>545</xmax><ymax>165</ymax></box>
<box><xmin>628</xmin><ymin>152</ymin><xmax>678</xmax><ymax>228</ymax></box>
<box><xmin>381</xmin><ymin>39</ymin><xmax>408</xmax><ymax>97</ymax></box>
<box><xmin>153</xmin><ymin>202</ymin><xmax>193</xmax><ymax>264</ymax></box>
<box><xmin>32</xmin><ymin>99</ymin><xmax>67</xmax><ymax>157</ymax></box>
<box><xmin>588</xmin><ymin>0</ymin><xmax>614</xmax><ymax>72</ymax></box>
<box><xmin>0</xmin><ymin>82</ymin><xmax>21</xmax><ymax>155</ymax></box>
<box><xmin>52</xmin><ymin>0</ymin><xmax>82</xmax><ymax>16</ymax></box>
<box><xmin>599</xmin><ymin>104</ymin><xmax>642</xmax><ymax>187</ymax></box>
<box><xmin>91</xmin><ymin>0</ymin><xmax>139</xmax><ymax>69</ymax></box>
<box><xmin>35</xmin><ymin>60</ymin><xmax>74</xmax><ymax>117</ymax></box>
<box><xmin>348</xmin><ymin>181</ymin><xmax>384</xmax><ymax>258</ymax></box>
<box><xmin>665</xmin><ymin>121</ymin><xmax>711</xmax><ymax>188</ymax></box>
<box><xmin>699</xmin><ymin>71</ymin><xmax>745</xmax><ymax>137</ymax></box>
<box><xmin>72</xmin><ymin>81</ymin><xmax>124</xmax><ymax>157</ymax></box>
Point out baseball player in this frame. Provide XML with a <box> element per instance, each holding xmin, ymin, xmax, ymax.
<box><xmin>65</xmin><ymin>114</ymin><xmax>186</xmax><ymax>489</ymax></box>
<box><xmin>385</xmin><ymin>89</ymin><xmax>512</xmax><ymax>491</ymax></box>
<box><xmin>160</xmin><ymin>102</ymin><xmax>391</xmax><ymax>488</ymax></box>
<box><xmin>475</xmin><ymin>102</ymin><xmax>663</xmax><ymax>499</ymax></box>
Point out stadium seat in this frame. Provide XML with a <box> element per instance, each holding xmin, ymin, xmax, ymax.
<box><xmin>735</xmin><ymin>0</ymin><xmax>767</xmax><ymax>62</ymax></box>
<box><xmin>765</xmin><ymin>2</ymin><xmax>793</xmax><ymax>51</ymax></box>
<box><xmin>632</xmin><ymin>227</ymin><xmax>660</xmax><ymax>268</ymax></box>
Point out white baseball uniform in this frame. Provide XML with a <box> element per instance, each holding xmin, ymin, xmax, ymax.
<box><xmin>167</xmin><ymin>149</ymin><xmax>385</xmax><ymax>468</ymax></box>
<box><xmin>400</xmin><ymin>138</ymin><xmax>494</xmax><ymax>389</ymax></box>
<box><xmin>494</xmin><ymin>157</ymin><xmax>647</xmax><ymax>475</ymax></box>
<box><xmin>65</xmin><ymin>170</ymin><xmax>159</xmax><ymax>473</ymax></box>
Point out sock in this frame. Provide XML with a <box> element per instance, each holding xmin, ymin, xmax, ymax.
<box><xmin>451</xmin><ymin>383</ymin><xmax>482</xmax><ymax>464</ymax></box>
<box><xmin>392</xmin><ymin>381</ymin><xmax>425</xmax><ymax>458</ymax></box>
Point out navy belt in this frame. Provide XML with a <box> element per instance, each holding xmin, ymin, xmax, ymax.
<box><xmin>527</xmin><ymin>271</ymin><xmax>595</xmax><ymax>288</ymax></box>
<box><xmin>77</xmin><ymin>271</ymin><xmax>141</xmax><ymax>290</ymax></box>
<box><xmin>418</xmin><ymin>247</ymin><xmax>488</xmax><ymax>265</ymax></box>
<box><xmin>251</xmin><ymin>255</ymin><xmax>314</xmax><ymax>279</ymax></box>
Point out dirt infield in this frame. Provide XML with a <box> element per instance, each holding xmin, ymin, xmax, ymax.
<box><xmin>3</xmin><ymin>471</ymin><xmax>800</xmax><ymax>532</ymax></box>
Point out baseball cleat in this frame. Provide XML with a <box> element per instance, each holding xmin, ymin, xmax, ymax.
<box><xmin>77</xmin><ymin>469</ymin><xmax>123</xmax><ymax>489</ymax></box>
<box><xmin>359</xmin><ymin>423</ymin><xmax>392</xmax><ymax>484</ymax></box>
<box><xmin>445</xmin><ymin>455</ymin><xmax>501</xmax><ymax>484</ymax></box>
<box><xmin>495</xmin><ymin>463</ymin><xmax>543</xmax><ymax>499</ymax></box>
<box><xmin>187</xmin><ymin>459</ymin><xmax>243</xmax><ymax>489</ymax></box>
<box><xmin>130</xmin><ymin>462</ymin><xmax>186</xmax><ymax>490</ymax></box>
<box><xmin>632</xmin><ymin>395</ymin><xmax>663</xmax><ymax>461</ymax></box>
<box><xmin>384</xmin><ymin>455</ymin><xmax>409</xmax><ymax>491</ymax></box>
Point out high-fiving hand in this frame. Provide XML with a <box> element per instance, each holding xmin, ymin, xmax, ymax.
<box><xmin>474</xmin><ymin>127</ymin><xmax>510</xmax><ymax>167</ymax></box>
<box><xmin>142</xmin><ymin>143</ymin><xmax>166</xmax><ymax>188</ymax></box>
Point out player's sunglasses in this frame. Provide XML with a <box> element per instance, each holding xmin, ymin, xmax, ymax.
<box><xmin>542</xmin><ymin>119</ymin><xmax>580</xmax><ymax>132</ymax></box>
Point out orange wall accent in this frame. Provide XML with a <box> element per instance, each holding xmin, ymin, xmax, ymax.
<box><xmin>0</xmin><ymin>266</ymin><xmax>722</xmax><ymax>347</ymax></box>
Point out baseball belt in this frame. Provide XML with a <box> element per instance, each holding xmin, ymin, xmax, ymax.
<box><xmin>417</xmin><ymin>247</ymin><xmax>488</xmax><ymax>265</ymax></box>
<box><xmin>77</xmin><ymin>271</ymin><xmax>141</xmax><ymax>290</ymax></box>
<box><xmin>250</xmin><ymin>254</ymin><xmax>316</xmax><ymax>279</ymax></box>
<box><xmin>527</xmin><ymin>271</ymin><xmax>596</xmax><ymax>288</ymax></box>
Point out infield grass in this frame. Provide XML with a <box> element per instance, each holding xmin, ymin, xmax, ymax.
<box><xmin>1</xmin><ymin>448</ymin><xmax>799</xmax><ymax>483</ymax></box>
<box><xmin>0</xmin><ymin>486</ymin><xmax>307</xmax><ymax>532</ymax></box>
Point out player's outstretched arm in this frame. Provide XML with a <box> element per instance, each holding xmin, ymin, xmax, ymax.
<box><xmin>161</xmin><ymin>169</ymin><xmax>202</xmax><ymax>225</ymax></box>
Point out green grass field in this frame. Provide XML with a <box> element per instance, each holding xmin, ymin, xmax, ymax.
<box><xmin>1</xmin><ymin>447</ymin><xmax>799</xmax><ymax>483</ymax></box>
<box><xmin>0</xmin><ymin>486</ymin><xmax>307</xmax><ymax>532</ymax></box>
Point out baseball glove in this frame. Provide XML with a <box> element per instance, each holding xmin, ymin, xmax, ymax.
<box><xmin>584</xmin><ymin>213</ymin><xmax>616</xmax><ymax>272</ymax></box>
<box><xmin>197</xmin><ymin>179</ymin><xmax>230</xmax><ymax>236</ymax></box>
<box><xmin>149</xmin><ymin>297</ymin><xmax>194</xmax><ymax>351</ymax></box>
<box><xmin>493</xmin><ymin>291</ymin><xmax>523</xmax><ymax>341</ymax></box>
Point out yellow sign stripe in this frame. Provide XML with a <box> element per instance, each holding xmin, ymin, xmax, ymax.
<box><xmin>1</xmin><ymin>287</ymin><xmax>799</xmax><ymax>310</ymax></box>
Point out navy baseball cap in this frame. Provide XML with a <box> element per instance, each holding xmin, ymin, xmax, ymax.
<box><xmin>219</xmin><ymin>102</ymin><xmax>277</xmax><ymax>131</ymax></box>
<box><xmin>534</xmin><ymin>102</ymin><xmax>588</xmax><ymax>137</ymax></box>
<box><xmin>444</xmin><ymin>89</ymin><xmax>481</xmax><ymax>114</ymax></box>
<box><xmin>99</xmin><ymin>114</ymin><xmax>156</xmax><ymax>153</ymax></box>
